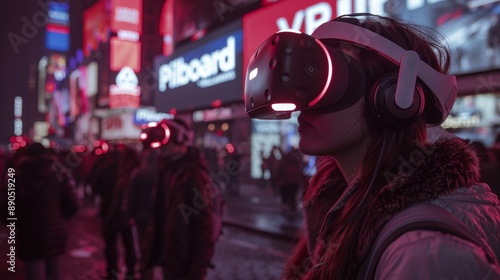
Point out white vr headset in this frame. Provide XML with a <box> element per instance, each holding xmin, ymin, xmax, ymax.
<box><xmin>244</xmin><ymin>18</ymin><xmax>457</xmax><ymax>127</ymax></box>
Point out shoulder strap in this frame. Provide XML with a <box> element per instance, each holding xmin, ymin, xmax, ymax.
<box><xmin>358</xmin><ymin>203</ymin><xmax>498</xmax><ymax>280</ymax></box>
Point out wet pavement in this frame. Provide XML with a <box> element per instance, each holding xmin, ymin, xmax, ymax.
<box><xmin>0</xmin><ymin>183</ymin><xmax>303</xmax><ymax>280</ymax></box>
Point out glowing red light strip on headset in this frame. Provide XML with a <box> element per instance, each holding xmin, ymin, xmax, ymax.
<box><xmin>308</xmin><ymin>38</ymin><xmax>333</xmax><ymax>107</ymax></box>
<box><xmin>160</xmin><ymin>122</ymin><xmax>170</xmax><ymax>145</ymax></box>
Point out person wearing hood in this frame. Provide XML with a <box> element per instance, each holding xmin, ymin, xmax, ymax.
<box><xmin>138</xmin><ymin>118</ymin><xmax>216</xmax><ymax>280</ymax></box>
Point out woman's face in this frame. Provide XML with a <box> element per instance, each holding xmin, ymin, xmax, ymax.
<box><xmin>297</xmin><ymin>98</ymin><xmax>370</xmax><ymax>157</ymax></box>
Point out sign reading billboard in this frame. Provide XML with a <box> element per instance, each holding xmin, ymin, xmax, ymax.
<box><xmin>155</xmin><ymin>20</ymin><xmax>243</xmax><ymax>113</ymax></box>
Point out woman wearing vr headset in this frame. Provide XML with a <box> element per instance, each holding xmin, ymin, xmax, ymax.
<box><xmin>244</xmin><ymin>13</ymin><xmax>500</xmax><ymax>280</ymax></box>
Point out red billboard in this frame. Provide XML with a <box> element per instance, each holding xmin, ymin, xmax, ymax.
<box><xmin>83</xmin><ymin>0</ymin><xmax>110</xmax><ymax>56</ymax></box>
<box><xmin>243</xmin><ymin>0</ymin><xmax>339</xmax><ymax>80</ymax></box>
<box><xmin>243</xmin><ymin>0</ymin><xmax>500</xmax><ymax>76</ymax></box>
<box><xmin>110</xmin><ymin>0</ymin><xmax>143</xmax><ymax>34</ymax></box>
<box><xmin>110</xmin><ymin>38</ymin><xmax>141</xmax><ymax>72</ymax></box>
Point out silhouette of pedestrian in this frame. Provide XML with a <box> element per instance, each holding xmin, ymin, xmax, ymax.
<box><xmin>2</xmin><ymin>143</ymin><xmax>79</xmax><ymax>280</ymax></box>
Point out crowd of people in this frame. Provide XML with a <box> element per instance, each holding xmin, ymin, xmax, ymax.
<box><xmin>0</xmin><ymin>118</ymin><xmax>225</xmax><ymax>280</ymax></box>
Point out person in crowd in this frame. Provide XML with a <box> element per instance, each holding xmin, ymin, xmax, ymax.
<box><xmin>244</xmin><ymin>13</ymin><xmax>500</xmax><ymax>279</ymax></box>
<box><xmin>223</xmin><ymin>147</ymin><xmax>242</xmax><ymax>196</ymax></box>
<box><xmin>125</xmin><ymin>135</ymin><xmax>162</xmax><ymax>268</ymax></box>
<box><xmin>1</xmin><ymin>142</ymin><xmax>79</xmax><ymax>280</ymax></box>
<box><xmin>91</xmin><ymin>145</ymin><xmax>141</xmax><ymax>280</ymax></box>
<box><xmin>259</xmin><ymin>149</ymin><xmax>270</xmax><ymax>188</ymax></box>
<box><xmin>139</xmin><ymin>118</ymin><xmax>216</xmax><ymax>280</ymax></box>
<box><xmin>275</xmin><ymin>147</ymin><xmax>306</xmax><ymax>218</ymax></box>
<box><xmin>266</xmin><ymin>145</ymin><xmax>282</xmax><ymax>195</ymax></box>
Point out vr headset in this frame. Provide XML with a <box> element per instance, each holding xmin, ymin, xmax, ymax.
<box><xmin>244</xmin><ymin>16</ymin><xmax>457</xmax><ymax>127</ymax></box>
<box><xmin>140</xmin><ymin>119</ymin><xmax>192</xmax><ymax>149</ymax></box>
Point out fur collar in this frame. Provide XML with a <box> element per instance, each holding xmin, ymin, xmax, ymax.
<box><xmin>357</xmin><ymin>137</ymin><xmax>480</xmax><ymax>257</ymax></box>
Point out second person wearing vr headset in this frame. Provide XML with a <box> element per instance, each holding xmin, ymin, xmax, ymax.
<box><xmin>244</xmin><ymin>13</ymin><xmax>500</xmax><ymax>280</ymax></box>
<box><xmin>137</xmin><ymin>118</ymin><xmax>216</xmax><ymax>280</ymax></box>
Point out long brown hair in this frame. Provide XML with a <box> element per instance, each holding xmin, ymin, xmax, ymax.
<box><xmin>303</xmin><ymin>14</ymin><xmax>452</xmax><ymax>279</ymax></box>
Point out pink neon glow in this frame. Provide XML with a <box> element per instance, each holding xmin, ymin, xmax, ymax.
<box><xmin>308</xmin><ymin>39</ymin><xmax>332</xmax><ymax>107</ymax></box>
<box><xmin>160</xmin><ymin>123</ymin><xmax>170</xmax><ymax>145</ymax></box>
<box><xmin>140</xmin><ymin>132</ymin><xmax>147</xmax><ymax>140</ymax></box>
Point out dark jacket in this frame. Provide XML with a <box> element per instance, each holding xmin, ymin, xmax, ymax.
<box><xmin>91</xmin><ymin>153</ymin><xmax>120</xmax><ymax>222</ymax></box>
<box><xmin>141</xmin><ymin>147</ymin><xmax>215</xmax><ymax>280</ymax></box>
<box><xmin>125</xmin><ymin>149</ymin><xmax>160</xmax><ymax>229</ymax></box>
<box><xmin>284</xmin><ymin>138</ymin><xmax>500</xmax><ymax>279</ymax></box>
<box><xmin>13</xmin><ymin>154</ymin><xmax>79</xmax><ymax>260</ymax></box>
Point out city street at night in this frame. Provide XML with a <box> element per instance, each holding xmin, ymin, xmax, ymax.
<box><xmin>0</xmin><ymin>183</ymin><xmax>301</xmax><ymax>280</ymax></box>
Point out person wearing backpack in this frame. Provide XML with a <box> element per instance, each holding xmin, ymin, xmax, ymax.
<box><xmin>138</xmin><ymin>118</ymin><xmax>216</xmax><ymax>280</ymax></box>
<box><xmin>243</xmin><ymin>13</ymin><xmax>500</xmax><ymax>279</ymax></box>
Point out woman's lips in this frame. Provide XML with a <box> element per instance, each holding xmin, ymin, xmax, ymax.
<box><xmin>297</xmin><ymin>117</ymin><xmax>312</xmax><ymax>133</ymax></box>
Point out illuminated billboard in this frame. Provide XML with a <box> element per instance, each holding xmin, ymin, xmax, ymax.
<box><xmin>155</xmin><ymin>20</ymin><xmax>243</xmax><ymax>113</ymax></box>
<box><xmin>110</xmin><ymin>38</ymin><xmax>141</xmax><ymax>72</ymax></box>
<box><xmin>110</xmin><ymin>0</ymin><xmax>143</xmax><ymax>34</ymax></box>
<box><xmin>46</xmin><ymin>1</ymin><xmax>70</xmax><ymax>52</ymax></box>
<box><xmin>243</xmin><ymin>0</ymin><xmax>500</xmax><ymax>76</ymax></box>
<box><xmin>83</xmin><ymin>0</ymin><xmax>110</xmax><ymax>56</ymax></box>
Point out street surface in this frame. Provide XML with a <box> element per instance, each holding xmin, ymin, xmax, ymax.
<box><xmin>0</xmin><ymin>204</ymin><xmax>294</xmax><ymax>280</ymax></box>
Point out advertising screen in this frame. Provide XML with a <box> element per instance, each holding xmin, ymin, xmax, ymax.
<box><xmin>243</xmin><ymin>0</ymin><xmax>500</xmax><ymax>77</ymax></box>
<box><xmin>443</xmin><ymin>93</ymin><xmax>500</xmax><ymax>147</ymax></box>
<box><xmin>110</xmin><ymin>38</ymin><xmax>141</xmax><ymax>72</ymax></box>
<box><xmin>110</xmin><ymin>0</ymin><xmax>142</xmax><ymax>34</ymax></box>
<box><xmin>83</xmin><ymin>0</ymin><xmax>110</xmax><ymax>56</ymax></box>
<box><xmin>46</xmin><ymin>1</ymin><xmax>70</xmax><ymax>52</ymax></box>
<box><xmin>159</xmin><ymin>0</ymin><xmax>260</xmax><ymax>46</ymax></box>
<box><xmin>155</xmin><ymin>20</ymin><xmax>243</xmax><ymax>113</ymax></box>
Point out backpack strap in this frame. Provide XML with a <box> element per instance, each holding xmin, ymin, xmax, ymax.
<box><xmin>358</xmin><ymin>203</ymin><xmax>498</xmax><ymax>280</ymax></box>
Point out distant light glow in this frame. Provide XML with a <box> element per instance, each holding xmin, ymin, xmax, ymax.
<box><xmin>249</xmin><ymin>68</ymin><xmax>258</xmax><ymax>80</ymax></box>
<box><xmin>101</xmin><ymin>142</ymin><xmax>109</xmax><ymax>153</ymax></box>
<box><xmin>151</xmin><ymin>142</ymin><xmax>161</xmax><ymax>148</ymax></box>
<box><xmin>272</xmin><ymin>103</ymin><xmax>296</xmax><ymax>111</ymax></box>
<box><xmin>226</xmin><ymin>143</ymin><xmax>235</xmax><ymax>153</ymax></box>
<box><xmin>140</xmin><ymin>132</ymin><xmax>147</xmax><ymax>140</ymax></box>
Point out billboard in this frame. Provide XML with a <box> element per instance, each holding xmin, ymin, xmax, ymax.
<box><xmin>46</xmin><ymin>1</ymin><xmax>70</xmax><ymax>52</ymax></box>
<box><xmin>243</xmin><ymin>0</ymin><xmax>500</xmax><ymax>77</ymax></box>
<box><xmin>443</xmin><ymin>93</ymin><xmax>500</xmax><ymax>147</ymax></box>
<box><xmin>110</xmin><ymin>0</ymin><xmax>143</xmax><ymax>34</ymax></box>
<box><xmin>83</xmin><ymin>0</ymin><xmax>110</xmax><ymax>56</ymax></box>
<box><xmin>159</xmin><ymin>0</ymin><xmax>261</xmax><ymax>47</ymax></box>
<box><xmin>155</xmin><ymin>20</ymin><xmax>243</xmax><ymax>113</ymax></box>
